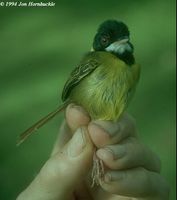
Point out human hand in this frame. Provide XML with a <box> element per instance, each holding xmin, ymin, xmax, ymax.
<box><xmin>17</xmin><ymin>104</ymin><xmax>94</xmax><ymax>200</ymax></box>
<box><xmin>17</xmin><ymin>104</ymin><xmax>170</xmax><ymax>200</ymax></box>
<box><xmin>87</xmin><ymin>112</ymin><xmax>170</xmax><ymax>200</ymax></box>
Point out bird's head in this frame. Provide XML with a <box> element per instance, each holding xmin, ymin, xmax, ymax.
<box><xmin>93</xmin><ymin>20</ymin><xmax>135</xmax><ymax>65</ymax></box>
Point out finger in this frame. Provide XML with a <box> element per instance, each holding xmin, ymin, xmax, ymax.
<box><xmin>88</xmin><ymin>112</ymin><xmax>136</xmax><ymax>148</ymax></box>
<box><xmin>101</xmin><ymin>167</ymin><xmax>170</xmax><ymax>199</ymax></box>
<box><xmin>52</xmin><ymin>104</ymin><xmax>91</xmax><ymax>155</ymax></box>
<box><xmin>17</xmin><ymin>127</ymin><xmax>94</xmax><ymax>200</ymax></box>
<box><xmin>66</xmin><ymin>103</ymin><xmax>91</xmax><ymax>133</ymax></box>
<box><xmin>96</xmin><ymin>137</ymin><xmax>161</xmax><ymax>172</ymax></box>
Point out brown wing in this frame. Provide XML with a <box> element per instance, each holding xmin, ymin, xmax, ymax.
<box><xmin>62</xmin><ymin>53</ymin><xmax>101</xmax><ymax>101</ymax></box>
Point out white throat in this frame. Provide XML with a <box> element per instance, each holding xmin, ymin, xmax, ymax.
<box><xmin>105</xmin><ymin>39</ymin><xmax>132</xmax><ymax>55</ymax></box>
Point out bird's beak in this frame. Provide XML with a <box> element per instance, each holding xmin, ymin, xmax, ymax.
<box><xmin>105</xmin><ymin>37</ymin><xmax>132</xmax><ymax>54</ymax></box>
<box><xmin>112</xmin><ymin>36</ymin><xmax>130</xmax><ymax>47</ymax></box>
<box><xmin>115</xmin><ymin>38</ymin><xmax>129</xmax><ymax>45</ymax></box>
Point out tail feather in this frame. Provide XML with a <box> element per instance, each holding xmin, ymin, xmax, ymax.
<box><xmin>17</xmin><ymin>102</ymin><xmax>68</xmax><ymax>146</ymax></box>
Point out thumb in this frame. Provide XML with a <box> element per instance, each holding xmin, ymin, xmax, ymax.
<box><xmin>27</xmin><ymin>127</ymin><xmax>94</xmax><ymax>200</ymax></box>
<box><xmin>60</xmin><ymin>126</ymin><xmax>94</xmax><ymax>187</ymax></box>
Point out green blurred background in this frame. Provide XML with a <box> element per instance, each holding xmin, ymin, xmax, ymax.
<box><xmin>0</xmin><ymin>0</ymin><xmax>176</xmax><ymax>199</ymax></box>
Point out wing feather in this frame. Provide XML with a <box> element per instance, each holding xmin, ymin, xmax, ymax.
<box><xmin>62</xmin><ymin>53</ymin><xmax>101</xmax><ymax>101</ymax></box>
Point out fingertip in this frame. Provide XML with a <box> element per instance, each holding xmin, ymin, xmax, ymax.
<box><xmin>88</xmin><ymin>122</ymin><xmax>110</xmax><ymax>147</ymax></box>
<box><xmin>88</xmin><ymin>120</ymin><xmax>121</xmax><ymax>147</ymax></box>
<box><xmin>65</xmin><ymin>104</ymin><xmax>91</xmax><ymax>132</ymax></box>
<box><xmin>96</xmin><ymin>148</ymin><xmax>114</xmax><ymax>162</ymax></box>
<box><xmin>91</xmin><ymin>120</ymin><xmax>120</xmax><ymax>137</ymax></box>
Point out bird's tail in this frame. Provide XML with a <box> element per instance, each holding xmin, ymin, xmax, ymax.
<box><xmin>17</xmin><ymin>101</ymin><xmax>69</xmax><ymax>146</ymax></box>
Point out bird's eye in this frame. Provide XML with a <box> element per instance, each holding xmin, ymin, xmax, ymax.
<box><xmin>101</xmin><ymin>35</ymin><xmax>110</xmax><ymax>46</ymax></box>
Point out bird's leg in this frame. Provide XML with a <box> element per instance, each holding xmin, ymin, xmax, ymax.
<box><xmin>91</xmin><ymin>149</ymin><xmax>105</xmax><ymax>187</ymax></box>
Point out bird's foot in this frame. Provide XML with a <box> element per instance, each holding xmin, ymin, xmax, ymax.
<box><xmin>91</xmin><ymin>152</ymin><xmax>105</xmax><ymax>187</ymax></box>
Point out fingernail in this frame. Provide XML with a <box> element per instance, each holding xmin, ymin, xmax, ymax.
<box><xmin>68</xmin><ymin>127</ymin><xmax>86</xmax><ymax>157</ymax></box>
<box><xmin>96</xmin><ymin>148</ymin><xmax>114</xmax><ymax>161</ymax></box>
<box><xmin>92</xmin><ymin>121</ymin><xmax>120</xmax><ymax>136</ymax></box>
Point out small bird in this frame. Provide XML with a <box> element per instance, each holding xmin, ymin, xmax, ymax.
<box><xmin>17</xmin><ymin>20</ymin><xmax>140</xmax><ymax>184</ymax></box>
<box><xmin>18</xmin><ymin>19</ymin><xmax>140</xmax><ymax>145</ymax></box>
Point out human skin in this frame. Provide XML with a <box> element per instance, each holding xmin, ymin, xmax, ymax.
<box><xmin>17</xmin><ymin>104</ymin><xmax>170</xmax><ymax>200</ymax></box>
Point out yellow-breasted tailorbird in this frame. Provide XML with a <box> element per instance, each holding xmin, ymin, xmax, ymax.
<box><xmin>17</xmin><ymin>19</ymin><xmax>140</xmax><ymax>148</ymax></box>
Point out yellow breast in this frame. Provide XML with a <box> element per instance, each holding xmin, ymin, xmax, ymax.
<box><xmin>69</xmin><ymin>51</ymin><xmax>140</xmax><ymax>121</ymax></box>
